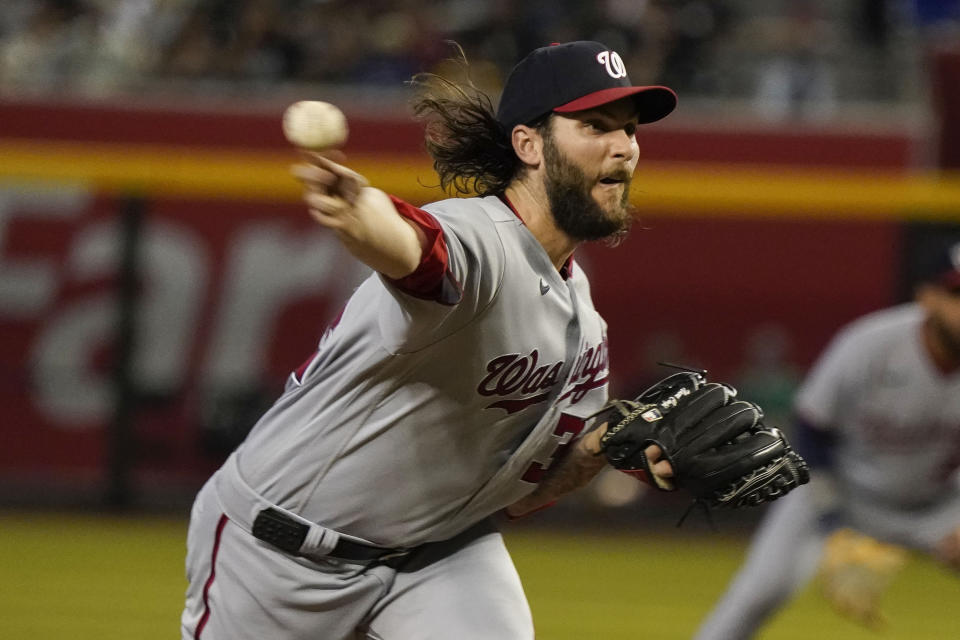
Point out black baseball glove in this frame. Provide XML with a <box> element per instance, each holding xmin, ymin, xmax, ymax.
<box><xmin>595</xmin><ymin>371</ymin><xmax>809</xmax><ymax>508</ymax></box>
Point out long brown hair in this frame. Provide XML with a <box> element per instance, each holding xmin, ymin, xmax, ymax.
<box><xmin>410</xmin><ymin>46</ymin><xmax>538</xmax><ymax>197</ymax></box>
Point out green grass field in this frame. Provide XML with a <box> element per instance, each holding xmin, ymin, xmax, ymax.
<box><xmin>1</xmin><ymin>512</ymin><xmax>957</xmax><ymax>639</ymax></box>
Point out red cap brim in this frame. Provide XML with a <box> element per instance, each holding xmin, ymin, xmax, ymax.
<box><xmin>553</xmin><ymin>86</ymin><xmax>677</xmax><ymax>124</ymax></box>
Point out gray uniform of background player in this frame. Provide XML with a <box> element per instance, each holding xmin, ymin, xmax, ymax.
<box><xmin>694</xmin><ymin>303</ymin><xmax>960</xmax><ymax>640</ymax></box>
<box><xmin>182</xmin><ymin>195</ymin><xmax>611</xmax><ymax>639</ymax></box>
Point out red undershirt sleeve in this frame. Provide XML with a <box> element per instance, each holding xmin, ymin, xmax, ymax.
<box><xmin>385</xmin><ymin>195</ymin><xmax>462</xmax><ymax>305</ymax></box>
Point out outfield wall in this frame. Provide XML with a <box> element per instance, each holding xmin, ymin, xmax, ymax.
<box><xmin>0</xmin><ymin>98</ymin><xmax>957</xmax><ymax>500</ymax></box>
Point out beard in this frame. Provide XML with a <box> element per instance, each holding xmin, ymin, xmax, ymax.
<box><xmin>542</xmin><ymin>128</ymin><xmax>635</xmax><ymax>243</ymax></box>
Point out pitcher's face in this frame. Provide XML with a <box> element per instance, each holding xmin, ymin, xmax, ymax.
<box><xmin>542</xmin><ymin>100</ymin><xmax>640</xmax><ymax>241</ymax></box>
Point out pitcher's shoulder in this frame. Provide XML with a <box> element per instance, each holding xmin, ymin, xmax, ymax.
<box><xmin>422</xmin><ymin>195</ymin><xmax>517</xmax><ymax>225</ymax></box>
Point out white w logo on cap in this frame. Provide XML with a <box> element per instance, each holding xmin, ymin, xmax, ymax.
<box><xmin>596</xmin><ymin>51</ymin><xmax>627</xmax><ymax>79</ymax></box>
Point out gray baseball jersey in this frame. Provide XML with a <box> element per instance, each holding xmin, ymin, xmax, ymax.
<box><xmin>796</xmin><ymin>302</ymin><xmax>960</xmax><ymax>516</ymax></box>
<box><xmin>217</xmin><ymin>194</ymin><xmax>610</xmax><ymax>548</ymax></box>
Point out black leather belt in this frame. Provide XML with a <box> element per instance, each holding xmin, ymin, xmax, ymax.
<box><xmin>252</xmin><ymin>508</ymin><xmax>410</xmax><ymax>564</ymax></box>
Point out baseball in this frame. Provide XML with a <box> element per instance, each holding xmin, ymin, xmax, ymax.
<box><xmin>282</xmin><ymin>100</ymin><xmax>348</xmax><ymax>150</ymax></box>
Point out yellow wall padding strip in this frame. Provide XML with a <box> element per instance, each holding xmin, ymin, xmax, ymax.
<box><xmin>1</xmin><ymin>140</ymin><xmax>959</xmax><ymax>220</ymax></box>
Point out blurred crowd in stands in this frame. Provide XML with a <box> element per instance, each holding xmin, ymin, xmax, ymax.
<box><xmin>0</xmin><ymin>0</ymin><xmax>958</xmax><ymax>120</ymax></box>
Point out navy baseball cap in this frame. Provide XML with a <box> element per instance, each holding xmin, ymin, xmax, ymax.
<box><xmin>496</xmin><ymin>41</ymin><xmax>677</xmax><ymax>131</ymax></box>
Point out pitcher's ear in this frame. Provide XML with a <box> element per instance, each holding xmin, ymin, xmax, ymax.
<box><xmin>511</xmin><ymin>124</ymin><xmax>544</xmax><ymax>168</ymax></box>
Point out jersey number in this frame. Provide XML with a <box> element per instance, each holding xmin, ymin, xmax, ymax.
<box><xmin>521</xmin><ymin>414</ymin><xmax>586</xmax><ymax>483</ymax></box>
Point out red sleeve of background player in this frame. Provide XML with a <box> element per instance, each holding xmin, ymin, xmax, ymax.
<box><xmin>386</xmin><ymin>195</ymin><xmax>462</xmax><ymax>305</ymax></box>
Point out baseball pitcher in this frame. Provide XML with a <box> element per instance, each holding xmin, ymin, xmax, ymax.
<box><xmin>181</xmin><ymin>41</ymin><xmax>808</xmax><ymax>640</ymax></box>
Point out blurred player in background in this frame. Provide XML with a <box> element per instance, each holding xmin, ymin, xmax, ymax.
<box><xmin>181</xmin><ymin>41</ymin><xmax>684</xmax><ymax>640</ymax></box>
<box><xmin>694</xmin><ymin>241</ymin><xmax>960</xmax><ymax>639</ymax></box>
